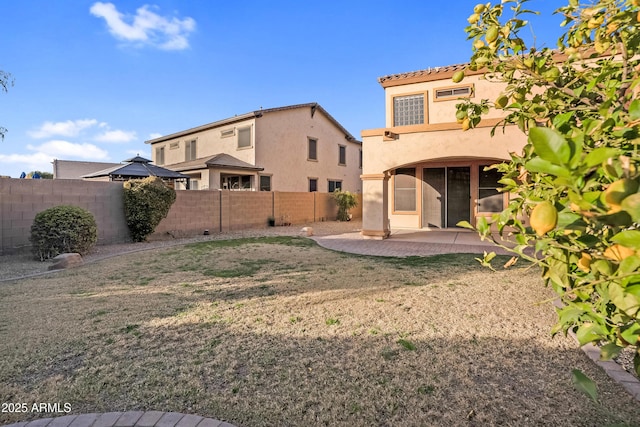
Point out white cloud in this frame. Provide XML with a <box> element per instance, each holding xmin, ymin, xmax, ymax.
<box><xmin>0</xmin><ymin>141</ymin><xmax>110</xmax><ymax>175</ymax></box>
<box><xmin>28</xmin><ymin>119</ymin><xmax>98</xmax><ymax>139</ymax></box>
<box><xmin>90</xmin><ymin>2</ymin><xmax>196</xmax><ymax>50</ymax></box>
<box><xmin>27</xmin><ymin>140</ymin><xmax>110</xmax><ymax>160</ymax></box>
<box><xmin>148</xmin><ymin>132</ymin><xmax>162</xmax><ymax>139</ymax></box>
<box><xmin>94</xmin><ymin>129</ymin><xmax>137</xmax><ymax>143</ymax></box>
<box><xmin>0</xmin><ymin>152</ymin><xmax>56</xmax><ymax>173</ymax></box>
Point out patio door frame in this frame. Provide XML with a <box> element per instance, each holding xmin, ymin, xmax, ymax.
<box><xmin>420</xmin><ymin>164</ymin><xmax>472</xmax><ymax>229</ymax></box>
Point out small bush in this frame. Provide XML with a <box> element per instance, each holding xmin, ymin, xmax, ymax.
<box><xmin>333</xmin><ymin>190</ymin><xmax>358</xmax><ymax>221</ymax></box>
<box><xmin>30</xmin><ymin>205</ymin><xmax>97</xmax><ymax>261</ymax></box>
<box><xmin>123</xmin><ymin>176</ymin><xmax>176</xmax><ymax>242</ymax></box>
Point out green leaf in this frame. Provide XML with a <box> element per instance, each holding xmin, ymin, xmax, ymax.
<box><xmin>583</xmin><ymin>147</ymin><xmax>619</xmax><ymax>168</ymax></box>
<box><xmin>599</xmin><ymin>343</ymin><xmax>623</xmax><ymax>361</ymax></box>
<box><xmin>618</xmin><ymin>255</ymin><xmax>640</xmax><ymax>275</ymax></box>
<box><xmin>571</xmin><ymin>369</ymin><xmax>598</xmax><ymax>403</ymax></box>
<box><xmin>630</xmin><ymin>99</ymin><xmax>640</xmax><ymax>120</ymax></box>
<box><xmin>609</xmin><ymin>282</ymin><xmax>640</xmax><ymax>317</ymax></box>
<box><xmin>476</xmin><ymin>216</ymin><xmax>489</xmax><ymax>236</ymax></box>
<box><xmin>620</xmin><ymin>193</ymin><xmax>640</xmax><ymax>223</ymax></box>
<box><xmin>620</xmin><ymin>322</ymin><xmax>640</xmax><ymax>347</ymax></box>
<box><xmin>529</xmin><ymin>127</ymin><xmax>570</xmax><ymax>166</ymax></box>
<box><xmin>611</xmin><ymin>230</ymin><xmax>640</xmax><ymax>250</ymax></box>
<box><xmin>456</xmin><ymin>220</ymin><xmax>475</xmax><ymax>230</ymax></box>
<box><xmin>575</xmin><ymin>322</ymin><xmax>604</xmax><ymax>346</ymax></box>
<box><xmin>525</xmin><ymin>157</ymin><xmax>571</xmax><ymax>177</ymax></box>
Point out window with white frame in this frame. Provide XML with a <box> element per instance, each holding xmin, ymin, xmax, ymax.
<box><xmin>222</xmin><ymin>175</ymin><xmax>252</xmax><ymax>190</ymax></box>
<box><xmin>394</xmin><ymin>168</ymin><xmax>416</xmax><ymax>211</ymax></box>
<box><xmin>238</xmin><ymin>126</ymin><xmax>252</xmax><ymax>148</ymax></box>
<box><xmin>393</xmin><ymin>94</ymin><xmax>424</xmax><ymax>126</ymax></box>
<box><xmin>328</xmin><ymin>180</ymin><xmax>342</xmax><ymax>193</ymax></box>
<box><xmin>185</xmin><ymin>139</ymin><xmax>197</xmax><ymax>161</ymax></box>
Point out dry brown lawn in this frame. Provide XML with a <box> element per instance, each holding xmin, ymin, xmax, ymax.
<box><xmin>1</xmin><ymin>236</ymin><xmax>639</xmax><ymax>427</ymax></box>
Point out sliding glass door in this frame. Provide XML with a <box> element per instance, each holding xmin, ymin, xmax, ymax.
<box><xmin>422</xmin><ymin>167</ymin><xmax>471</xmax><ymax>228</ymax></box>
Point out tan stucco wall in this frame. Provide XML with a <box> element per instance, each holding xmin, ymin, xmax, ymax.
<box><xmin>384</xmin><ymin>74</ymin><xmax>506</xmax><ymax>127</ymax></box>
<box><xmin>362</xmin><ymin>125</ymin><xmax>523</xmax><ymax>176</ymax></box>
<box><xmin>255</xmin><ymin>108</ymin><xmax>362</xmax><ymax>193</ymax></box>
<box><xmin>153</xmin><ymin>118</ymin><xmax>257</xmax><ymax>167</ymax></box>
<box><xmin>149</xmin><ymin>107</ymin><xmax>361</xmax><ymax>193</ymax></box>
<box><xmin>362</xmin><ymin>71</ymin><xmax>528</xmax><ymax>235</ymax></box>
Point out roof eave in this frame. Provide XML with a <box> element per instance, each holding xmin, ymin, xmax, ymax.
<box><xmin>145</xmin><ymin>112</ymin><xmax>258</xmax><ymax>145</ymax></box>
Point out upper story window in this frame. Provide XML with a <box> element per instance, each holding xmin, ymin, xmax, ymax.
<box><xmin>238</xmin><ymin>126</ymin><xmax>252</xmax><ymax>148</ymax></box>
<box><xmin>338</xmin><ymin>145</ymin><xmax>346</xmax><ymax>166</ymax></box>
<box><xmin>393</xmin><ymin>94</ymin><xmax>424</xmax><ymax>126</ymax></box>
<box><xmin>308</xmin><ymin>138</ymin><xmax>318</xmax><ymax>161</ymax></box>
<box><xmin>434</xmin><ymin>85</ymin><xmax>473</xmax><ymax>101</ymax></box>
<box><xmin>185</xmin><ymin>139</ymin><xmax>197</xmax><ymax>161</ymax></box>
<box><xmin>155</xmin><ymin>146</ymin><xmax>165</xmax><ymax>165</ymax></box>
<box><xmin>359</xmin><ymin>149</ymin><xmax>363</xmax><ymax>169</ymax></box>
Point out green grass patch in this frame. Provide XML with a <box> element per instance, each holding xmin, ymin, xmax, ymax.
<box><xmin>185</xmin><ymin>236</ymin><xmax>316</xmax><ymax>252</ymax></box>
<box><xmin>397</xmin><ymin>339</ymin><xmax>416</xmax><ymax>351</ymax></box>
<box><xmin>325</xmin><ymin>318</ymin><xmax>340</xmax><ymax>326</ymax></box>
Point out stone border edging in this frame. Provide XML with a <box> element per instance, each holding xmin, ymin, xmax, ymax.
<box><xmin>1</xmin><ymin>411</ymin><xmax>236</xmax><ymax>427</ymax></box>
<box><xmin>551</xmin><ymin>300</ymin><xmax>640</xmax><ymax>402</ymax></box>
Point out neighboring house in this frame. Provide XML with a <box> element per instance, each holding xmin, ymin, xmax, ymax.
<box><xmin>145</xmin><ymin>103</ymin><xmax>362</xmax><ymax>193</ymax></box>
<box><xmin>52</xmin><ymin>159</ymin><xmax>120</xmax><ymax>179</ymax></box>
<box><xmin>82</xmin><ymin>156</ymin><xmax>189</xmax><ymax>187</ymax></box>
<box><xmin>360</xmin><ymin>64</ymin><xmax>526</xmax><ymax>239</ymax></box>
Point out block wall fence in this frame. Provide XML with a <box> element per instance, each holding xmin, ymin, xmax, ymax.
<box><xmin>0</xmin><ymin>178</ymin><xmax>362</xmax><ymax>254</ymax></box>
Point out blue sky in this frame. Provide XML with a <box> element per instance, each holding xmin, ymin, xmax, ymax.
<box><xmin>0</xmin><ymin>0</ymin><xmax>565</xmax><ymax>178</ymax></box>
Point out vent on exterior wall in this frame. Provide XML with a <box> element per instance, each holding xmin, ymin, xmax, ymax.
<box><xmin>221</xmin><ymin>129</ymin><xmax>235</xmax><ymax>138</ymax></box>
<box><xmin>435</xmin><ymin>86</ymin><xmax>472</xmax><ymax>100</ymax></box>
<box><xmin>169</xmin><ymin>142</ymin><xmax>179</xmax><ymax>149</ymax></box>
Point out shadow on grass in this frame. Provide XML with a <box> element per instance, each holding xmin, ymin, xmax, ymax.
<box><xmin>1</xmin><ymin>322</ymin><xmax>639</xmax><ymax>427</ymax></box>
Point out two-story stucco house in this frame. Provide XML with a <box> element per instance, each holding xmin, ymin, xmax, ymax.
<box><xmin>360</xmin><ymin>65</ymin><xmax>527</xmax><ymax>239</ymax></box>
<box><xmin>145</xmin><ymin>103</ymin><xmax>362</xmax><ymax>193</ymax></box>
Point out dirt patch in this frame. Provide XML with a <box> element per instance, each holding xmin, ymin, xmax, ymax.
<box><xmin>1</xmin><ymin>237</ymin><xmax>638</xmax><ymax>426</ymax></box>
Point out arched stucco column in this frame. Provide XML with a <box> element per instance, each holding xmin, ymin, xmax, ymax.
<box><xmin>360</xmin><ymin>173</ymin><xmax>390</xmax><ymax>239</ymax></box>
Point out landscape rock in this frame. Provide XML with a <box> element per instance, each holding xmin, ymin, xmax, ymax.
<box><xmin>300</xmin><ymin>227</ymin><xmax>314</xmax><ymax>237</ymax></box>
<box><xmin>49</xmin><ymin>253</ymin><xmax>83</xmax><ymax>270</ymax></box>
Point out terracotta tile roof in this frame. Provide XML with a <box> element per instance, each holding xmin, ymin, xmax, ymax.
<box><xmin>378</xmin><ymin>63</ymin><xmax>478</xmax><ymax>88</ymax></box>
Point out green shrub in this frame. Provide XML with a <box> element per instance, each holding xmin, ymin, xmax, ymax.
<box><xmin>123</xmin><ymin>176</ymin><xmax>176</xmax><ymax>242</ymax></box>
<box><xmin>30</xmin><ymin>205</ymin><xmax>97</xmax><ymax>261</ymax></box>
<box><xmin>333</xmin><ymin>190</ymin><xmax>358</xmax><ymax>221</ymax></box>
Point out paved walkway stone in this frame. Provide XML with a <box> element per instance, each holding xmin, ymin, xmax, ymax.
<box><xmin>312</xmin><ymin>229</ymin><xmax>511</xmax><ymax>257</ymax></box>
<box><xmin>2</xmin><ymin>412</ymin><xmax>236</xmax><ymax>427</ymax></box>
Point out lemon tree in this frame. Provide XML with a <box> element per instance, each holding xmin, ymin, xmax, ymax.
<box><xmin>455</xmin><ymin>0</ymin><xmax>640</xmax><ymax>379</ymax></box>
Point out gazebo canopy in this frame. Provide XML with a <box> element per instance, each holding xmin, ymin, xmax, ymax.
<box><xmin>82</xmin><ymin>156</ymin><xmax>189</xmax><ymax>181</ymax></box>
